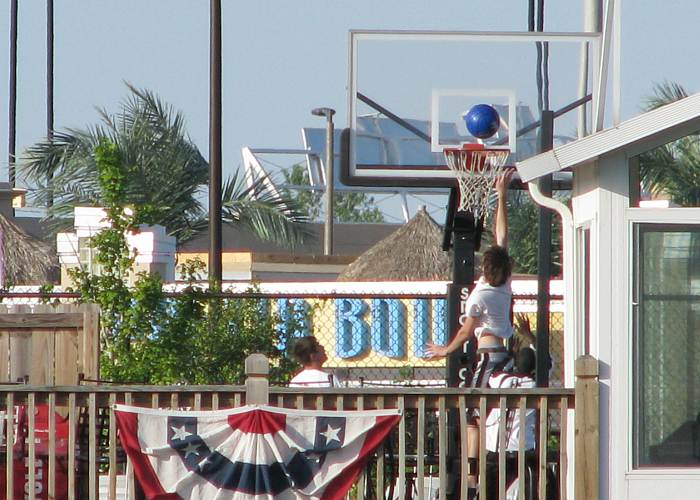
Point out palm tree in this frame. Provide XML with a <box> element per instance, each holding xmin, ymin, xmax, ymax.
<box><xmin>0</xmin><ymin>214</ymin><xmax>56</xmax><ymax>285</ymax></box>
<box><xmin>21</xmin><ymin>83</ymin><xmax>309</xmax><ymax>245</ymax></box>
<box><xmin>639</xmin><ymin>81</ymin><xmax>700</xmax><ymax>206</ymax></box>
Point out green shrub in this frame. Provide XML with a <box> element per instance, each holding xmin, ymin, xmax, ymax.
<box><xmin>68</xmin><ymin>140</ymin><xmax>299</xmax><ymax>384</ymax></box>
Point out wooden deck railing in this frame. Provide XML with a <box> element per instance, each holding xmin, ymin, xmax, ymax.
<box><xmin>0</xmin><ymin>355</ymin><xmax>598</xmax><ymax>500</ymax></box>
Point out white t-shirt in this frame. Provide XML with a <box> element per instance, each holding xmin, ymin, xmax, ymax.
<box><xmin>289</xmin><ymin>368</ymin><xmax>342</xmax><ymax>388</ymax></box>
<box><xmin>464</xmin><ymin>277</ymin><xmax>514</xmax><ymax>340</ymax></box>
<box><xmin>485</xmin><ymin>372</ymin><xmax>536</xmax><ymax>452</ymax></box>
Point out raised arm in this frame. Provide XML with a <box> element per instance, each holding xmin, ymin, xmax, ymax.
<box><xmin>493</xmin><ymin>170</ymin><xmax>513</xmax><ymax>249</ymax></box>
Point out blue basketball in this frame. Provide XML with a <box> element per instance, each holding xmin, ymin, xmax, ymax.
<box><xmin>463</xmin><ymin>104</ymin><xmax>500</xmax><ymax>139</ymax></box>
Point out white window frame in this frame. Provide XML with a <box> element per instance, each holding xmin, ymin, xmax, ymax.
<box><xmin>625</xmin><ymin>207</ymin><xmax>700</xmax><ymax>481</ymax></box>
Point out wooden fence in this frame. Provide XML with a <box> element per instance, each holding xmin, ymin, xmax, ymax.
<box><xmin>0</xmin><ymin>355</ymin><xmax>598</xmax><ymax>500</ymax></box>
<box><xmin>0</xmin><ymin>304</ymin><xmax>99</xmax><ymax>385</ymax></box>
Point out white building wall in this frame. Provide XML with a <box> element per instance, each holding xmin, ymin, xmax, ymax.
<box><xmin>572</xmin><ymin>153</ymin><xmax>630</xmax><ymax>500</ymax></box>
<box><xmin>573</xmin><ymin>155</ymin><xmax>700</xmax><ymax>500</ymax></box>
<box><xmin>57</xmin><ymin>207</ymin><xmax>176</xmax><ymax>283</ymax></box>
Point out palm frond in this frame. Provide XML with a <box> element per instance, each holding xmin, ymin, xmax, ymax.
<box><xmin>213</xmin><ymin>173</ymin><xmax>313</xmax><ymax>248</ymax></box>
<box><xmin>19</xmin><ymin>83</ymin><xmax>310</xmax><ymax>247</ymax></box>
<box><xmin>19</xmin><ymin>84</ymin><xmax>212</xmax><ymax>242</ymax></box>
<box><xmin>639</xmin><ymin>81</ymin><xmax>700</xmax><ymax>206</ymax></box>
<box><xmin>643</xmin><ymin>81</ymin><xmax>689</xmax><ymax>111</ymax></box>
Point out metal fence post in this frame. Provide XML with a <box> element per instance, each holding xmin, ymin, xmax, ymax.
<box><xmin>575</xmin><ymin>355</ymin><xmax>599</xmax><ymax>500</ymax></box>
<box><xmin>245</xmin><ymin>354</ymin><xmax>269</xmax><ymax>405</ymax></box>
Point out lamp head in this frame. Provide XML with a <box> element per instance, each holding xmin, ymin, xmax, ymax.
<box><xmin>311</xmin><ymin>107</ymin><xmax>336</xmax><ymax>118</ymax></box>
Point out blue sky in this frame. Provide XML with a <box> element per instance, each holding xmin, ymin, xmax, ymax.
<box><xmin>0</xmin><ymin>1</ymin><xmax>699</xmax><ymax>205</ymax></box>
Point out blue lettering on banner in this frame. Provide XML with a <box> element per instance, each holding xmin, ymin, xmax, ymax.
<box><xmin>371</xmin><ymin>299</ymin><xmax>406</xmax><ymax>358</ymax></box>
<box><xmin>335</xmin><ymin>299</ymin><xmax>370</xmax><ymax>358</ymax></box>
<box><xmin>413</xmin><ymin>299</ymin><xmax>448</xmax><ymax>357</ymax></box>
<box><xmin>276</xmin><ymin>299</ymin><xmax>310</xmax><ymax>349</ymax></box>
<box><xmin>432</xmin><ymin>299</ymin><xmax>447</xmax><ymax>345</ymax></box>
<box><xmin>413</xmin><ymin>299</ymin><xmax>429</xmax><ymax>357</ymax></box>
<box><xmin>257</xmin><ymin>298</ymin><xmax>270</xmax><ymax>315</ymax></box>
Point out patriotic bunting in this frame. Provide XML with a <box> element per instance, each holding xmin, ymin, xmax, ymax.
<box><xmin>114</xmin><ymin>404</ymin><xmax>401</xmax><ymax>499</ymax></box>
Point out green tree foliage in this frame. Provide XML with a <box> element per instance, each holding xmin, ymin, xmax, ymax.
<box><xmin>335</xmin><ymin>192</ymin><xmax>385</xmax><ymax>223</ymax></box>
<box><xmin>482</xmin><ymin>190</ymin><xmax>563</xmax><ymax>276</ymax></box>
<box><xmin>69</xmin><ymin>140</ymin><xmax>299</xmax><ymax>384</ymax></box>
<box><xmin>639</xmin><ymin>81</ymin><xmax>700</xmax><ymax>206</ymax></box>
<box><xmin>508</xmin><ymin>191</ymin><xmax>562</xmax><ymax>276</ymax></box>
<box><xmin>22</xmin><ymin>83</ymin><xmax>309</xmax><ymax>245</ymax></box>
<box><xmin>283</xmin><ymin>163</ymin><xmax>384</xmax><ymax>222</ymax></box>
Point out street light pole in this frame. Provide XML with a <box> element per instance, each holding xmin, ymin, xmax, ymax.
<box><xmin>311</xmin><ymin>107</ymin><xmax>335</xmax><ymax>256</ymax></box>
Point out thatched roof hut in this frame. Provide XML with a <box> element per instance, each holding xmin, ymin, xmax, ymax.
<box><xmin>0</xmin><ymin>213</ymin><xmax>57</xmax><ymax>285</ymax></box>
<box><xmin>337</xmin><ymin>207</ymin><xmax>452</xmax><ymax>281</ymax></box>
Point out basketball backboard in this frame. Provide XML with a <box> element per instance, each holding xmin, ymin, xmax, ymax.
<box><xmin>301</xmin><ymin>125</ymin><xmax>450</xmax><ymax>195</ymax></box>
<box><xmin>343</xmin><ymin>30</ymin><xmax>603</xmax><ymax>188</ymax></box>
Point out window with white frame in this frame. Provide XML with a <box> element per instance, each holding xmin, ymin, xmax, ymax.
<box><xmin>633</xmin><ymin>224</ymin><xmax>700</xmax><ymax>467</ymax></box>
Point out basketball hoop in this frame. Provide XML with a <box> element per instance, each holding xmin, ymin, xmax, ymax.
<box><xmin>443</xmin><ymin>144</ymin><xmax>510</xmax><ymax>218</ymax></box>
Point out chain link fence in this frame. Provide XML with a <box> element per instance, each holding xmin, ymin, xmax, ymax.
<box><xmin>277</xmin><ymin>293</ymin><xmax>564</xmax><ymax>387</ymax></box>
<box><xmin>0</xmin><ymin>287</ymin><xmax>565</xmax><ymax>387</ymax></box>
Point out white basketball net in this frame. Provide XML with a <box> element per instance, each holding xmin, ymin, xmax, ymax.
<box><xmin>444</xmin><ymin>148</ymin><xmax>510</xmax><ymax>219</ymax></box>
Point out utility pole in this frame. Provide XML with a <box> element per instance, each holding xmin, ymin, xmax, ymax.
<box><xmin>8</xmin><ymin>0</ymin><xmax>18</xmax><ymax>188</ymax></box>
<box><xmin>208</xmin><ymin>0</ymin><xmax>222</xmax><ymax>288</ymax></box>
<box><xmin>47</xmin><ymin>0</ymin><xmax>54</xmax><ymax>139</ymax></box>
<box><xmin>47</xmin><ymin>0</ymin><xmax>55</xmax><ymax>208</ymax></box>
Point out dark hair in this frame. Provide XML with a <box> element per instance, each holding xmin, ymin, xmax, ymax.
<box><xmin>482</xmin><ymin>245</ymin><xmax>512</xmax><ymax>287</ymax></box>
<box><xmin>516</xmin><ymin>347</ymin><xmax>536</xmax><ymax>375</ymax></box>
<box><xmin>292</xmin><ymin>336</ymin><xmax>321</xmax><ymax>366</ymax></box>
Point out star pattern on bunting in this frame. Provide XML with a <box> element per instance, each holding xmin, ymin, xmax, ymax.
<box><xmin>170</xmin><ymin>425</ymin><xmax>192</xmax><ymax>441</ymax></box>
<box><xmin>183</xmin><ymin>442</ymin><xmax>201</xmax><ymax>458</ymax></box>
<box><xmin>320</xmin><ymin>424</ymin><xmax>341</xmax><ymax>443</ymax></box>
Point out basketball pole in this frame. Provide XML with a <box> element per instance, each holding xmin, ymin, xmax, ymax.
<box><xmin>446</xmin><ymin>210</ymin><xmax>480</xmax><ymax>387</ymax></box>
<box><xmin>445</xmin><ymin>203</ymin><xmax>482</xmax><ymax>498</ymax></box>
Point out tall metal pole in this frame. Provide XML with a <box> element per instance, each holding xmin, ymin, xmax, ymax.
<box><xmin>536</xmin><ymin>110</ymin><xmax>554</xmax><ymax>387</ymax></box>
<box><xmin>47</xmin><ymin>0</ymin><xmax>53</xmax><ymax>138</ymax></box>
<box><xmin>208</xmin><ymin>0</ymin><xmax>222</xmax><ymax>288</ymax></box>
<box><xmin>47</xmin><ymin>0</ymin><xmax>54</xmax><ymax>209</ymax></box>
<box><xmin>8</xmin><ymin>0</ymin><xmax>18</xmax><ymax>188</ymax></box>
<box><xmin>312</xmin><ymin>108</ymin><xmax>336</xmax><ymax>255</ymax></box>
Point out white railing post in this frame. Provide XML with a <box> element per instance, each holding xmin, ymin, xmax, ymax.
<box><xmin>245</xmin><ymin>354</ymin><xmax>269</xmax><ymax>405</ymax></box>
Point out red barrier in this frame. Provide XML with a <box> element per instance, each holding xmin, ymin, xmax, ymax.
<box><xmin>0</xmin><ymin>405</ymin><xmax>70</xmax><ymax>499</ymax></box>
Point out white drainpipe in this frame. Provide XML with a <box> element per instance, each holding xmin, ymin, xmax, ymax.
<box><xmin>527</xmin><ymin>182</ymin><xmax>578</xmax><ymax>386</ymax></box>
<box><xmin>527</xmin><ymin>180</ymin><xmax>579</xmax><ymax>500</ymax></box>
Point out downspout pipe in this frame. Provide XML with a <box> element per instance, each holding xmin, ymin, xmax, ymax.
<box><xmin>527</xmin><ymin>181</ymin><xmax>578</xmax><ymax>386</ymax></box>
<box><xmin>527</xmin><ymin>179</ymin><xmax>578</xmax><ymax>500</ymax></box>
